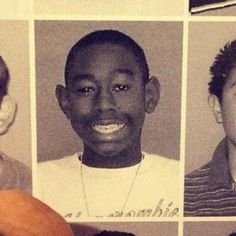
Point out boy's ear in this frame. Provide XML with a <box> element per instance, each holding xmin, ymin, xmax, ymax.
<box><xmin>145</xmin><ymin>76</ymin><xmax>160</xmax><ymax>113</ymax></box>
<box><xmin>208</xmin><ymin>94</ymin><xmax>223</xmax><ymax>123</ymax></box>
<box><xmin>55</xmin><ymin>85</ymin><xmax>71</xmax><ymax>119</ymax></box>
<box><xmin>0</xmin><ymin>95</ymin><xmax>17</xmax><ymax>134</ymax></box>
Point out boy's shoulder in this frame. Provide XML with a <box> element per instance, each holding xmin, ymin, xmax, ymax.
<box><xmin>140</xmin><ymin>151</ymin><xmax>179</xmax><ymax>177</ymax></box>
<box><xmin>143</xmin><ymin>152</ymin><xmax>179</xmax><ymax>166</ymax></box>
<box><xmin>0</xmin><ymin>152</ymin><xmax>32</xmax><ymax>193</ymax></box>
<box><xmin>38</xmin><ymin>153</ymin><xmax>80</xmax><ymax>171</ymax></box>
<box><xmin>185</xmin><ymin>162</ymin><xmax>211</xmax><ymax>180</ymax></box>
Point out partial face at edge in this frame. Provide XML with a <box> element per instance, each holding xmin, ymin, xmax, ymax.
<box><xmin>57</xmin><ymin>43</ymin><xmax>158</xmax><ymax>157</ymax></box>
<box><xmin>212</xmin><ymin>68</ymin><xmax>236</xmax><ymax>146</ymax></box>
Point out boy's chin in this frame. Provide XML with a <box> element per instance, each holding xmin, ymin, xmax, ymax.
<box><xmin>90</xmin><ymin>142</ymin><xmax>126</xmax><ymax>158</ymax></box>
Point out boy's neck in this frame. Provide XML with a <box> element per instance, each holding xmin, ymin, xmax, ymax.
<box><xmin>81</xmin><ymin>145</ymin><xmax>143</xmax><ymax>168</ymax></box>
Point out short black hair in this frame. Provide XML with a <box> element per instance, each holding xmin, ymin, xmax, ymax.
<box><xmin>93</xmin><ymin>230</ymin><xmax>135</xmax><ymax>236</ymax></box>
<box><xmin>0</xmin><ymin>56</ymin><xmax>9</xmax><ymax>98</ymax></box>
<box><xmin>65</xmin><ymin>30</ymin><xmax>149</xmax><ymax>86</ymax></box>
<box><xmin>209</xmin><ymin>40</ymin><xmax>236</xmax><ymax>102</ymax></box>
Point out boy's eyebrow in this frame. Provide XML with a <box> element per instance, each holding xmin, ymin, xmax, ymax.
<box><xmin>114</xmin><ymin>68</ymin><xmax>135</xmax><ymax>77</ymax></box>
<box><xmin>72</xmin><ymin>74</ymin><xmax>95</xmax><ymax>81</ymax></box>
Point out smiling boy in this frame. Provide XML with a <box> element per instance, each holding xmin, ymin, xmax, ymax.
<box><xmin>37</xmin><ymin>30</ymin><xmax>179</xmax><ymax>218</ymax></box>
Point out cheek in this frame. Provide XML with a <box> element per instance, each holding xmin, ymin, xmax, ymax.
<box><xmin>221</xmin><ymin>98</ymin><xmax>236</xmax><ymax>137</ymax></box>
<box><xmin>115</xmin><ymin>88</ymin><xmax>145</xmax><ymax>111</ymax></box>
<box><xmin>117</xmin><ymin>95</ymin><xmax>146</xmax><ymax>127</ymax></box>
<box><xmin>116</xmin><ymin>97</ymin><xmax>146</xmax><ymax>124</ymax></box>
<box><xmin>70</xmin><ymin>96</ymin><xmax>93</xmax><ymax>116</ymax></box>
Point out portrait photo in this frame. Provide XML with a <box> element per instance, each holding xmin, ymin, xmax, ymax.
<box><xmin>0</xmin><ymin>20</ymin><xmax>31</xmax><ymax>192</ymax></box>
<box><xmin>35</xmin><ymin>20</ymin><xmax>182</xmax><ymax>219</ymax></box>
<box><xmin>185</xmin><ymin>22</ymin><xmax>236</xmax><ymax>216</ymax></box>
<box><xmin>184</xmin><ymin>222</ymin><xmax>236</xmax><ymax>236</ymax></box>
<box><xmin>189</xmin><ymin>0</ymin><xmax>236</xmax><ymax>15</ymax></box>
<box><xmin>70</xmin><ymin>222</ymin><xmax>178</xmax><ymax>236</ymax></box>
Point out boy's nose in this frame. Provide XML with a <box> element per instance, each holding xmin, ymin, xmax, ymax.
<box><xmin>94</xmin><ymin>89</ymin><xmax>116</xmax><ymax>112</ymax></box>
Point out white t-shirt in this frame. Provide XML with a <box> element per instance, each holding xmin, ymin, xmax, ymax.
<box><xmin>37</xmin><ymin>152</ymin><xmax>179</xmax><ymax>220</ymax></box>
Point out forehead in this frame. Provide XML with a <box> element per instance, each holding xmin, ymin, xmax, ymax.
<box><xmin>66</xmin><ymin>43</ymin><xmax>142</xmax><ymax>79</ymax></box>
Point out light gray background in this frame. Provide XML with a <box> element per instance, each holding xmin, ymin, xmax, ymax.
<box><xmin>71</xmin><ymin>222</ymin><xmax>178</xmax><ymax>236</ymax></box>
<box><xmin>36</xmin><ymin>21</ymin><xmax>182</xmax><ymax>162</ymax></box>
<box><xmin>185</xmin><ymin>22</ymin><xmax>236</xmax><ymax>174</ymax></box>
<box><xmin>184</xmin><ymin>222</ymin><xmax>236</xmax><ymax>236</ymax></box>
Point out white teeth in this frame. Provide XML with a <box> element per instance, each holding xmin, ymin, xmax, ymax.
<box><xmin>92</xmin><ymin>124</ymin><xmax>125</xmax><ymax>134</ymax></box>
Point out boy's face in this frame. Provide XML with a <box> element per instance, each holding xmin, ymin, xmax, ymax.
<box><xmin>59</xmin><ymin>43</ymin><xmax>152</xmax><ymax>157</ymax></box>
<box><xmin>217</xmin><ymin>68</ymin><xmax>236</xmax><ymax>146</ymax></box>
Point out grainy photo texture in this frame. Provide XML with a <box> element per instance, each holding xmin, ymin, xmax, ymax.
<box><xmin>190</xmin><ymin>0</ymin><xmax>236</xmax><ymax>14</ymax></box>
<box><xmin>70</xmin><ymin>222</ymin><xmax>178</xmax><ymax>236</ymax></box>
<box><xmin>185</xmin><ymin>22</ymin><xmax>236</xmax><ymax>216</ymax></box>
<box><xmin>0</xmin><ymin>21</ymin><xmax>31</xmax><ymax>193</ymax></box>
<box><xmin>35</xmin><ymin>21</ymin><xmax>182</xmax><ymax>219</ymax></box>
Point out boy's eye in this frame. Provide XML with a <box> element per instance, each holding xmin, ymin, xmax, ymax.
<box><xmin>76</xmin><ymin>87</ymin><xmax>95</xmax><ymax>94</ymax></box>
<box><xmin>113</xmin><ymin>84</ymin><xmax>130</xmax><ymax>92</ymax></box>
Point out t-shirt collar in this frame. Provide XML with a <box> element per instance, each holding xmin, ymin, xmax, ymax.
<box><xmin>208</xmin><ymin>137</ymin><xmax>232</xmax><ymax>189</ymax></box>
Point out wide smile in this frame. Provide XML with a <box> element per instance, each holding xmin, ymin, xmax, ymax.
<box><xmin>92</xmin><ymin>123</ymin><xmax>125</xmax><ymax>134</ymax></box>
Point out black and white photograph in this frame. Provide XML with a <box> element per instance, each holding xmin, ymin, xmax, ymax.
<box><xmin>189</xmin><ymin>0</ymin><xmax>236</xmax><ymax>15</ymax></box>
<box><xmin>35</xmin><ymin>21</ymin><xmax>182</xmax><ymax>219</ymax></box>
<box><xmin>2</xmin><ymin>0</ymin><xmax>236</xmax><ymax>235</ymax></box>
<box><xmin>185</xmin><ymin>22</ymin><xmax>236</xmax><ymax>216</ymax></box>
<box><xmin>70</xmin><ymin>222</ymin><xmax>178</xmax><ymax>236</ymax></box>
<box><xmin>184</xmin><ymin>222</ymin><xmax>236</xmax><ymax>236</ymax></box>
<box><xmin>0</xmin><ymin>20</ymin><xmax>31</xmax><ymax>193</ymax></box>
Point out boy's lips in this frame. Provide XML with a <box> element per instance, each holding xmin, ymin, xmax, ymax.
<box><xmin>91</xmin><ymin>123</ymin><xmax>126</xmax><ymax>134</ymax></box>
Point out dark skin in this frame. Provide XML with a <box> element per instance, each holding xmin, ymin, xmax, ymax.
<box><xmin>82</xmin><ymin>143</ymin><xmax>142</xmax><ymax>168</ymax></box>
<box><xmin>56</xmin><ymin>43</ymin><xmax>159</xmax><ymax>168</ymax></box>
